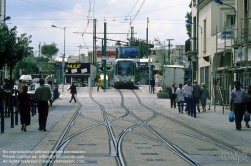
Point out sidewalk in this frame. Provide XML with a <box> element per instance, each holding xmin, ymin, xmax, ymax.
<box><xmin>0</xmin><ymin>91</ymin><xmax>76</xmax><ymax>166</ymax></box>
<box><xmin>138</xmin><ymin>85</ymin><xmax>251</xmax><ymax>149</ymax></box>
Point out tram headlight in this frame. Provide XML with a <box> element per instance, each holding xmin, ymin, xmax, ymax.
<box><xmin>117</xmin><ymin>79</ymin><xmax>120</xmax><ymax>82</ymax></box>
<box><xmin>130</xmin><ymin>79</ymin><xmax>134</xmax><ymax>82</ymax></box>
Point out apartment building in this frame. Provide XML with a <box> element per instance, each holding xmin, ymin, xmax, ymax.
<box><xmin>186</xmin><ymin>0</ymin><xmax>236</xmax><ymax>105</ymax></box>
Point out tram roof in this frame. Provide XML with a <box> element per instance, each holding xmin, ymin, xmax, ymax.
<box><xmin>114</xmin><ymin>58</ymin><xmax>139</xmax><ymax>62</ymax></box>
<box><xmin>163</xmin><ymin>65</ymin><xmax>185</xmax><ymax>69</ymax></box>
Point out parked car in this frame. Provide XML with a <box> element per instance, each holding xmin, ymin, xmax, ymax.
<box><xmin>28</xmin><ymin>83</ymin><xmax>54</xmax><ymax>106</ymax></box>
<box><xmin>19</xmin><ymin>75</ymin><xmax>33</xmax><ymax>85</ymax></box>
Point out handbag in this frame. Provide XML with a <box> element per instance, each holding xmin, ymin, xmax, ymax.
<box><xmin>207</xmin><ymin>100</ymin><xmax>211</xmax><ymax>106</ymax></box>
<box><xmin>229</xmin><ymin>111</ymin><xmax>235</xmax><ymax>122</ymax></box>
<box><xmin>244</xmin><ymin>110</ymin><xmax>250</xmax><ymax>122</ymax></box>
<box><xmin>48</xmin><ymin>100</ymin><xmax>51</xmax><ymax>108</ymax></box>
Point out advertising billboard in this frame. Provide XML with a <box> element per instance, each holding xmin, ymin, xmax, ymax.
<box><xmin>118</xmin><ymin>47</ymin><xmax>139</xmax><ymax>58</ymax></box>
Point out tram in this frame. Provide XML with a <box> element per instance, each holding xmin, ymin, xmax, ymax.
<box><xmin>109</xmin><ymin>59</ymin><xmax>136</xmax><ymax>88</ymax></box>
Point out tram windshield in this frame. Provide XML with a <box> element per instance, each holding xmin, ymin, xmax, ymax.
<box><xmin>117</xmin><ymin>61</ymin><xmax>134</xmax><ymax>76</ymax></box>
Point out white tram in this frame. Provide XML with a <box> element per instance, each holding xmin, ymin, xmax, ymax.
<box><xmin>109</xmin><ymin>59</ymin><xmax>136</xmax><ymax>88</ymax></box>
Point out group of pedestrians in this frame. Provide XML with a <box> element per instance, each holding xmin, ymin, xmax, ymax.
<box><xmin>169</xmin><ymin>79</ymin><xmax>251</xmax><ymax>131</ymax></box>
<box><xmin>16</xmin><ymin>78</ymin><xmax>52</xmax><ymax>132</ymax></box>
<box><xmin>169</xmin><ymin>79</ymin><xmax>210</xmax><ymax>117</ymax></box>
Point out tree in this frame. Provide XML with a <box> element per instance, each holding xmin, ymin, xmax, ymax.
<box><xmin>41</xmin><ymin>43</ymin><xmax>59</xmax><ymax>60</ymax></box>
<box><xmin>138</xmin><ymin>41</ymin><xmax>148</xmax><ymax>58</ymax></box>
<box><xmin>0</xmin><ymin>24</ymin><xmax>33</xmax><ymax>86</ymax></box>
<box><xmin>185</xmin><ymin>1</ymin><xmax>192</xmax><ymax>38</ymax></box>
<box><xmin>13</xmin><ymin>56</ymin><xmax>37</xmax><ymax>80</ymax></box>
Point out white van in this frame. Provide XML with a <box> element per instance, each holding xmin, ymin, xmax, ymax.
<box><xmin>19</xmin><ymin>75</ymin><xmax>33</xmax><ymax>85</ymax></box>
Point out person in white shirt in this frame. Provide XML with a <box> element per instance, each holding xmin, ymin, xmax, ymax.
<box><xmin>175</xmin><ymin>83</ymin><xmax>184</xmax><ymax>114</ymax></box>
<box><xmin>184</xmin><ymin>79</ymin><xmax>193</xmax><ymax>117</ymax></box>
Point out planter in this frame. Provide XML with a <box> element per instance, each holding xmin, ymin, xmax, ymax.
<box><xmin>157</xmin><ymin>92</ymin><xmax>169</xmax><ymax>99</ymax></box>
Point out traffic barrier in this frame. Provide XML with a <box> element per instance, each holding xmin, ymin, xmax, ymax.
<box><xmin>1</xmin><ymin>100</ymin><xmax>5</xmax><ymax>133</ymax></box>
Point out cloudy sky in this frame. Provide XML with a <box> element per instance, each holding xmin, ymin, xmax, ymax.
<box><xmin>6</xmin><ymin>0</ymin><xmax>191</xmax><ymax>57</ymax></box>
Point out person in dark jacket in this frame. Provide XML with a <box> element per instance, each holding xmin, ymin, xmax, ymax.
<box><xmin>169</xmin><ymin>83</ymin><xmax>177</xmax><ymax>108</ymax></box>
<box><xmin>17</xmin><ymin>85</ymin><xmax>31</xmax><ymax>132</ymax></box>
<box><xmin>150</xmin><ymin>77</ymin><xmax>155</xmax><ymax>93</ymax></box>
<box><xmin>35</xmin><ymin>79</ymin><xmax>52</xmax><ymax>131</ymax></box>
<box><xmin>67</xmin><ymin>82</ymin><xmax>77</xmax><ymax>103</ymax></box>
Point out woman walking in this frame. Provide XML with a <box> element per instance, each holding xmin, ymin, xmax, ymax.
<box><xmin>200</xmin><ymin>83</ymin><xmax>209</xmax><ymax>112</ymax></box>
<box><xmin>17</xmin><ymin>85</ymin><xmax>31</xmax><ymax>131</ymax></box>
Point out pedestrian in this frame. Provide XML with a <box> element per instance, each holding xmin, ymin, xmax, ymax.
<box><xmin>175</xmin><ymin>83</ymin><xmax>184</xmax><ymax>114</ymax></box>
<box><xmin>16</xmin><ymin>85</ymin><xmax>31</xmax><ymax>132</ymax></box>
<box><xmin>184</xmin><ymin>79</ymin><xmax>193</xmax><ymax>117</ymax></box>
<box><xmin>192</xmin><ymin>80</ymin><xmax>201</xmax><ymax>113</ymax></box>
<box><xmin>97</xmin><ymin>76</ymin><xmax>104</xmax><ymax>92</ymax></box>
<box><xmin>200</xmin><ymin>83</ymin><xmax>209</xmax><ymax>112</ymax></box>
<box><xmin>18</xmin><ymin>80</ymin><xmax>23</xmax><ymax>93</ymax></box>
<box><xmin>169</xmin><ymin>83</ymin><xmax>177</xmax><ymax>108</ymax></box>
<box><xmin>230</xmin><ymin>81</ymin><xmax>245</xmax><ymax>131</ymax></box>
<box><xmin>150</xmin><ymin>77</ymin><xmax>155</xmax><ymax>93</ymax></box>
<box><xmin>35</xmin><ymin>79</ymin><xmax>52</xmax><ymax>131</ymax></box>
<box><xmin>155</xmin><ymin>73</ymin><xmax>161</xmax><ymax>87</ymax></box>
<box><xmin>3</xmin><ymin>78</ymin><xmax>11</xmax><ymax>89</ymax></box>
<box><xmin>245</xmin><ymin>85</ymin><xmax>251</xmax><ymax>128</ymax></box>
<box><xmin>67</xmin><ymin>82</ymin><xmax>77</xmax><ymax>103</ymax></box>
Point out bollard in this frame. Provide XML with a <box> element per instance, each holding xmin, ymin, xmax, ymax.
<box><xmin>1</xmin><ymin>100</ymin><xmax>5</xmax><ymax>133</ymax></box>
<box><xmin>15</xmin><ymin>109</ymin><xmax>18</xmax><ymax>125</ymax></box>
<box><xmin>14</xmin><ymin>95</ymin><xmax>18</xmax><ymax>125</ymax></box>
<box><xmin>34</xmin><ymin>98</ymin><xmax>37</xmax><ymax>115</ymax></box>
<box><xmin>31</xmin><ymin>95</ymin><xmax>34</xmax><ymax>116</ymax></box>
<box><xmin>10</xmin><ymin>96</ymin><xmax>14</xmax><ymax>128</ymax></box>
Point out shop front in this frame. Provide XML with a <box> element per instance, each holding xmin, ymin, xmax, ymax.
<box><xmin>65</xmin><ymin>63</ymin><xmax>96</xmax><ymax>87</ymax></box>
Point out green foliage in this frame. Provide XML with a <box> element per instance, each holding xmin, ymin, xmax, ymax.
<box><xmin>159</xmin><ymin>86</ymin><xmax>168</xmax><ymax>93</ymax></box>
<box><xmin>0</xmin><ymin>24</ymin><xmax>33</xmax><ymax>83</ymax></box>
<box><xmin>185</xmin><ymin>12</ymin><xmax>192</xmax><ymax>38</ymax></box>
<box><xmin>41</xmin><ymin>43</ymin><xmax>59</xmax><ymax>60</ymax></box>
<box><xmin>138</xmin><ymin>41</ymin><xmax>148</xmax><ymax>58</ymax></box>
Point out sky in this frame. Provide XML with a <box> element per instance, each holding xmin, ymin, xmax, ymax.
<box><xmin>6</xmin><ymin>0</ymin><xmax>191</xmax><ymax>58</ymax></box>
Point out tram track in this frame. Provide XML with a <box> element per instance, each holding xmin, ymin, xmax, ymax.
<box><xmin>43</xmin><ymin>87</ymin><xmax>250</xmax><ymax>166</ymax></box>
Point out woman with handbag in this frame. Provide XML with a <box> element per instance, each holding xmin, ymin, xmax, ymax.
<box><xmin>200</xmin><ymin>83</ymin><xmax>209</xmax><ymax>112</ymax></box>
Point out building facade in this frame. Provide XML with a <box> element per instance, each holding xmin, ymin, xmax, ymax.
<box><xmin>186</xmin><ymin>0</ymin><xmax>236</xmax><ymax>105</ymax></box>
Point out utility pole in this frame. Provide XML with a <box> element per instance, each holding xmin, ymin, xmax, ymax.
<box><xmin>77</xmin><ymin>45</ymin><xmax>82</xmax><ymax>62</ymax></box>
<box><xmin>130</xmin><ymin>26</ymin><xmax>134</xmax><ymax>45</ymax></box>
<box><xmin>93</xmin><ymin>19</ymin><xmax>97</xmax><ymax>65</ymax></box>
<box><xmin>103</xmin><ymin>22</ymin><xmax>107</xmax><ymax>91</ymax></box>
<box><xmin>176</xmin><ymin>47</ymin><xmax>182</xmax><ymax>65</ymax></box>
<box><xmin>166</xmin><ymin>39</ymin><xmax>173</xmax><ymax>65</ymax></box>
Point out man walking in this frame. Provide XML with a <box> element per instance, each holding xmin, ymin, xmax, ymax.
<box><xmin>35</xmin><ymin>79</ymin><xmax>52</xmax><ymax>131</ymax></box>
<box><xmin>169</xmin><ymin>83</ymin><xmax>177</xmax><ymax>108</ymax></box>
<box><xmin>184</xmin><ymin>79</ymin><xmax>193</xmax><ymax>117</ymax></box>
<box><xmin>192</xmin><ymin>80</ymin><xmax>201</xmax><ymax>116</ymax></box>
<box><xmin>150</xmin><ymin>77</ymin><xmax>155</xmax><ymax>93</ymax></box>
<box><xmin>230</xmin><ymin>81</ymin><xmax>246</xmax><ymax>130</ymax></box>
<box><xmin>67</xmin><ymin>82</ymin><xmax>77</xmax><ymax>103</ymax></box>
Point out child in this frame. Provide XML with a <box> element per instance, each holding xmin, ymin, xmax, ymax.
<box><xmin>175</xmin><ymin>83</ymin><xmax>185</xmax><ymax>114</ymax></box>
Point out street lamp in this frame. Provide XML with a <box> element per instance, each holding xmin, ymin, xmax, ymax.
<box><xmin>185</xmin><ymin>19</ymin><xmax>202</xmax><ymax>80</ymax></box>
<box><xmin>0</xmin><ymin>16</ymin><xmax>11</xmax><ymax>22</ymax></box>
<box><xmin>51</xmin><ymin>25</ymin><xmax>66</xmax><ymax>92</ymax></box>
<box><xmin>213</xmin><ymin>0</ymin><xmax>236</xmax><ymax>20</ymax></box>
